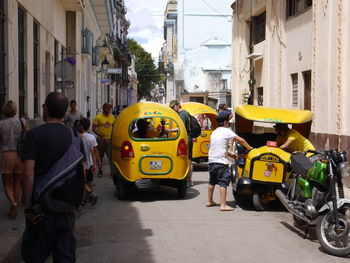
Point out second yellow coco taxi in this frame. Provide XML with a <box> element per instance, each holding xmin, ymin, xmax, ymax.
<box><xmin>181</xmin><ymin>102</ymin><xmax>218</xmax><ymax>163</ymax></box>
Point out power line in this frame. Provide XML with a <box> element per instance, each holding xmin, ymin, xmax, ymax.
<box><xmin>199</xmin><ymin>0</ymin><xmax>231</xmax><ymax>18</ymax></box>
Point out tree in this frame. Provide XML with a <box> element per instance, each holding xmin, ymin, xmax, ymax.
<box><xmin>127</xmin><ymin>39</ymin><xmax>161</xmax><ymax>100</ymax></box>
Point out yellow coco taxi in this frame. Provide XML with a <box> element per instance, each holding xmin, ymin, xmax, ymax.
<box><xmin>111</xmin><ymin>102</ymin><xmax>189</xmax><ymax>199</ymax></box>
<box><xmin>181</xmin><ymin>102</ymin><xmax>218</xmax><ymax>163</ymax></box>
<box><xmin>232</xmin><ymin>105</ymin><xmax>313</xmax><ymax>211</ymax></box>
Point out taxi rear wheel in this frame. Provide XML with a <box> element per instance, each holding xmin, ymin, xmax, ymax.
<box><xmin>177</xmin><ymin>180</ymin><xmax>187</xmax><ymax>198</ymax></box>
<box><xmin>233</xmin><ymin>191</ymin><xmax>252</xmax><ymax>210</ymax></box>
<box><xmin>253</xmin><ymin>193</ymin><xmax>270</xmax><ymax>211</ymax></box>
<box><xmin>115</xmin><ymin>180</ymin><xmax>128</xmax><ymax>200</ymax></box>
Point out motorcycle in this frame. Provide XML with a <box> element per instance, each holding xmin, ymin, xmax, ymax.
<box><xmin>276</xmin><ymin>149</ymin><xmax>350</xmax><ymax>257</ymax></box>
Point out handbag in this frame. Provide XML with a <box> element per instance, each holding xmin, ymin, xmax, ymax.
<box><xmin>17</xmin><ymin>118</ymin><xmax>26</xmax><ymax>157</ymax></box>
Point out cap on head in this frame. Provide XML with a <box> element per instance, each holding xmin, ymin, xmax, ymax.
<box><xmin>273</xmin><ymin>123</ymin><xmax>289</xmax><ymax>130</ymax></box>
<box><xmin>169</xmin><ymin>100</ymin><xmax>179</xmax><ymax>108</ymax></box>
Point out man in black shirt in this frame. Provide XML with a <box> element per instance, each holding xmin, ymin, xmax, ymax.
<box><xmin>169</xmin><ymin>100</ymin><xmax>194</xmax><ymax>187</ymax></box>
<box><xmin>21</xmin><ymin>92</ymin><xmax>79</xmax><ymax>263</ymax></box>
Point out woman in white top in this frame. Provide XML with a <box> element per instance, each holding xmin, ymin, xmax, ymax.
<box><xmin>0</xmin><ymin>101</ymin><xmax>28</xmax><ymax>219</ymax></box>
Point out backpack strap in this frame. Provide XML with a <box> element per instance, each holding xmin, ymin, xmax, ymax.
<box><xmin>19</xmin><ymin>118</ymin><xmax>24</xmax><ymax>131</ymax></box>
<box><xmin>70</xmin><ymin>128</ymin><xmax>81</xmax><ymax>150</ymax></box>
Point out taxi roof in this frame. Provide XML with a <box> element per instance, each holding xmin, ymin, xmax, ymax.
<box><xmin>118</xmin><ymin>102</ymin><xmax>178</xmax><ymax>119</ymax></box>
<box><xmin>181</xmin><ymin>102</ymin><xmax>218</xmax><ymax>116</ymax></box>
<box><xmin>235</xmin><ymin>105</ymin><xmax>313</xmax><ymax>124</ymax></box>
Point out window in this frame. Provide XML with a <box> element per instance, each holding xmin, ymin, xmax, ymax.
<box><xmin>0</xmin><ymin>0</ymin><xmax>6</xmax><ymax>111</ymax></box>
<box><xmin>286</xmin><ymin>0</ymin><xmax>312</xmax><ymax>18</ymax></box>
<box><xmin>33</xmin><ymin>21</ymin><xmax>40</xmax><ymax>117</ymax></box>
<box><xmin>130</xmin><ymin>117</ymin><xmax>179</xmax><ymax>140</ymax></box>
<box><xmin>252</xmin><ymin>12</ymin><xmax>266</xmax><ymax>45</ymax></box>
<box><xmin>303</xmin><ymin>70</ymin><xmax>311</xmax><ymax>110</ymax></box>
<box><xmin>18</xmin><ymin>7</ymin><xmax>26</xmax><ymax>117</ymax></box>
<box><xmin>221</xmin><ymin>79</ymin><xmax>228</xmax><ymax>90</ymax></box>
<box><xmin>291</xmin><ymin>73</ymin><xmax>298</xmax><ymax>107</ymax></box>
<box><xmin>257</xmin><ymin>87</ymin><xmax>263</xmax><ymax>106</ymax></box>
<box><xmin>189</xmin><ymin>97</ymin><xmax>204</xmax><ymax>103</ymax></box>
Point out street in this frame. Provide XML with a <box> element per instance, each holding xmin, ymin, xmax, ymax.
<box><xmin>73</xmin><ymin>164</ymin><xmax>350</xmax><ymax>263</ymax></box>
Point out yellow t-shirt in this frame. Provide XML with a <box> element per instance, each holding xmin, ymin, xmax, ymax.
<box><xmin>93</xmin><ymin>113</ymin><xmax>115</xmax><ymax>139</ymax></box>
<box><xmin>276</xmin><ymin>129</ymin><xmax>315</xmax><ymax>152</ymax></box>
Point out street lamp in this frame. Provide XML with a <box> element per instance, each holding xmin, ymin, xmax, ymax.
<box><xmin>101</xmin><ymin>56</ymin><xmax>109</xmax><ymax>72</ymax></box>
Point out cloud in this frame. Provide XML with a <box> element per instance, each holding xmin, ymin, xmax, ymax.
<box><xmin>125</xmin><ymin>0</ymin><xmax>167</xmax><ymax>59</ymax></box>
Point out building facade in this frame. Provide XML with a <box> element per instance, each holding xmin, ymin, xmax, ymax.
<box><xmin>0</xmin><ymin>0</ymin><xmax>130</xmax><ymax>122</ymax></box>
<box><xmin>231</xmin><ymin>0</ymin><xmax>350</xmax><ymax>151</ymax></box>
<box><xmin>161</xmin><ymin>0</ymin><xmax>233</xmax><ymax>108</ymax></box>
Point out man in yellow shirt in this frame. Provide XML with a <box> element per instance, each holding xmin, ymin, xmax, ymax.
<box><xmin>274</xmin><ymin>123</ymin><xmax>315</xmax><ymax>152</ymax></box>
<box><xmin>93</xmin><ymin>103</ymin><xmax>115</xmax><ymax>176</ymax></box>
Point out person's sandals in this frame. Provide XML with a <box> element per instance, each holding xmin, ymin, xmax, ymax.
<box><xmin>206</xmin><ymin>202</ymin><xmax>218</xmax><ymax>207</ymax></box>
<box><xmin>97</xmin><ymin>169</ymin><xmax>103</xmax><ymax>177</ymax></box>
<box><xmin>88</xmin><ymin>192</ymin><xmax>98</xmax><ymax>206</ymax></box>
<box><xmin>220</xmin><ymin>206</ymin><xmax>234</xmax><ymax>211</ymax></box>
<box><xmin>8</xmin><ymin>204</ymin><xmax>18</xmax><ymax>219</ymax></box>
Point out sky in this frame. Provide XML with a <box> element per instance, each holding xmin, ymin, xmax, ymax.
<box><xmin>124</xmin><ymin>0</ymin><xmax>168</xmax><ymax>60</ymax></box>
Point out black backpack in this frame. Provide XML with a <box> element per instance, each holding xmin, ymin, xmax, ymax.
<box><xmin>189</xmin><ymin>115</ymin><xmax>201</xmax><ymax>138</ymax></box>
<box><xmin>32</xmin><ymin>129</ymin><xmax>85</xmax><ymax>212</ymax></box>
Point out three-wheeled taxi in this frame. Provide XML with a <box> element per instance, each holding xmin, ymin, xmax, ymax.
<box><xmin>232</xmin><ymin>105</ymin><xmax>313</xmax><ymax>211</ymax></box>
<box><xmin>111</xmin><ymin>102</ymin><xmax>189</xmax><ymax>199</ymax></box>
<box><xmin>181</xmin><ymin>102</ymin><xmax>218</xmax><ymax>163</ymax></box>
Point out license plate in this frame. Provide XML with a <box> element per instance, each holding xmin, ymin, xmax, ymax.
<box><xmin>150</xmin><ymin>161</ymin><xmax>162</xmax><ymax>170</ymax></box>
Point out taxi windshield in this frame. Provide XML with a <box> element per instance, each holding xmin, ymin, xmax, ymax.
<box><xmin>129</xmin><ymin>116</ymin><xmax>180</xmax><ymax>140</ymax></box>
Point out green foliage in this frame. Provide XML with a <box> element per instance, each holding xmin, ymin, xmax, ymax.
<box><xmin>128</xmin><ymin>39</ymin><xmax>162</xmax><ymax>100</ymax></box>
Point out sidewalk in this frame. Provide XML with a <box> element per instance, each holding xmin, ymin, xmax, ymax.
<box><xmin>0</xmin><ymin>180</ymin><xmax>24</xmax><ymax>263</ymax></box>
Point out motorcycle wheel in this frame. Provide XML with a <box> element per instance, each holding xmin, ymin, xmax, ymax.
<box><xmin>316</xmin><ymin>204</ymin><xmax>350</xmax><ymax>257</ymax></box>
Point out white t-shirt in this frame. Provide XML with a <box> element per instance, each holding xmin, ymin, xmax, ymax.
<box><xmin>82</xmin><ymin>132</ymin><xmax>98</xmax><ymax>167</ymax></box>
<box><xmin>208</xmin><ymin>127</ymin><xmax>237</xmax><ymax>165</ymax></box>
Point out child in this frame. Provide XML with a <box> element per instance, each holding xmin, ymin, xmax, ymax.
<box><xmin>77</xmin><ymin>118</ymin><xmax>100</xmax><ymax>206</ymax></box>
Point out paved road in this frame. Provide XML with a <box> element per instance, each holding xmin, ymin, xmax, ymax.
<box><xmin>74</xmin><ymin>164</ymin><xmax>350</xmax><ymax>263</ymax></box>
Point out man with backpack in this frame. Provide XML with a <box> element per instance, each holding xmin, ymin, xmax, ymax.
<box><xmin>169</xmin><ymin>100</ymin><xmax>196</xmax><ymax>187</ymax></box>
<box><xmin>21</xmin><ymin>92</ymin><xmax>85</xmax><ymax>263</ymax></box>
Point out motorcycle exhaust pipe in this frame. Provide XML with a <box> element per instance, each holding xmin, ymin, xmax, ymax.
<box><xmin>275</xmin><ymin>190</ymin><xmax>316</xmax><ymax>225</ymax></box>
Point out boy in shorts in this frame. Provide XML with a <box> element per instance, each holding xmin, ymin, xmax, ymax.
<box><xmin>78</xmin><ymin>118</ymin><xmax>99</xmax><ymax>206</ymax></box>
<box><xmin>207</xmin><ymin>112</ymin><xmax>252</xmax><ymax>211</ymax></box>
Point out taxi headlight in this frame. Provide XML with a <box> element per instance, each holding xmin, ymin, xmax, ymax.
<box><xmin>339</xmin><ymin>162</ymin><xmax>350</xmax><ymax>178</ymax></box>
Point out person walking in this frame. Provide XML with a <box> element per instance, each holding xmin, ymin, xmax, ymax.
<box><xmin>77</xmin><ymin>117</ymin><xmax>99</xmax><ymax>206</ymax></box>
<box><xmin>0</xmin><ymin>101</ymin><xmax>27</xmax><ymax>219</ymax></box>
<box><xmin>64</xmin><ymin>99</ymin><xmax>83</xmax><ymax>128</ymax></box>
<box><xmin>207</xmin><ymin>112</ymin><xmax>253</xmax><ymax>211</ymax></box>
<box><xmin>92</xmin><ymin>103</ymin><xmax>115</xmax><ymax>177</ymax></box>
<box><xmin>169</xmin><ymin>100</ymin><xmax>194</xmax><ymax>187</ymax></box>
<box><xmin>21</xmin><ymin>92</ymin><xmax>83</xmax><ymax>262</ymax></box>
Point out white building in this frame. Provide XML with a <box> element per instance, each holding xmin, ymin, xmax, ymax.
<box><xmin>232</xmin><ymin>0</ymin><xmax>350</xmax><ymax>151</ymax></box>
<box><xmin>0</xmin><ymin>0</ymin><xmax>129</xmax><ymax>122</ymax></box>
<box><xmin>162</xmin><ymin>0</ymin><xmax>233</xmax><ymax>108</ymax></box>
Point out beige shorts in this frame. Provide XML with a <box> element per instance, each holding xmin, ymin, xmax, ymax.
<box><xmin>1</xmin><ymin>151</ymin><xmax>24</xmax><ymax>175</ymax></box>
